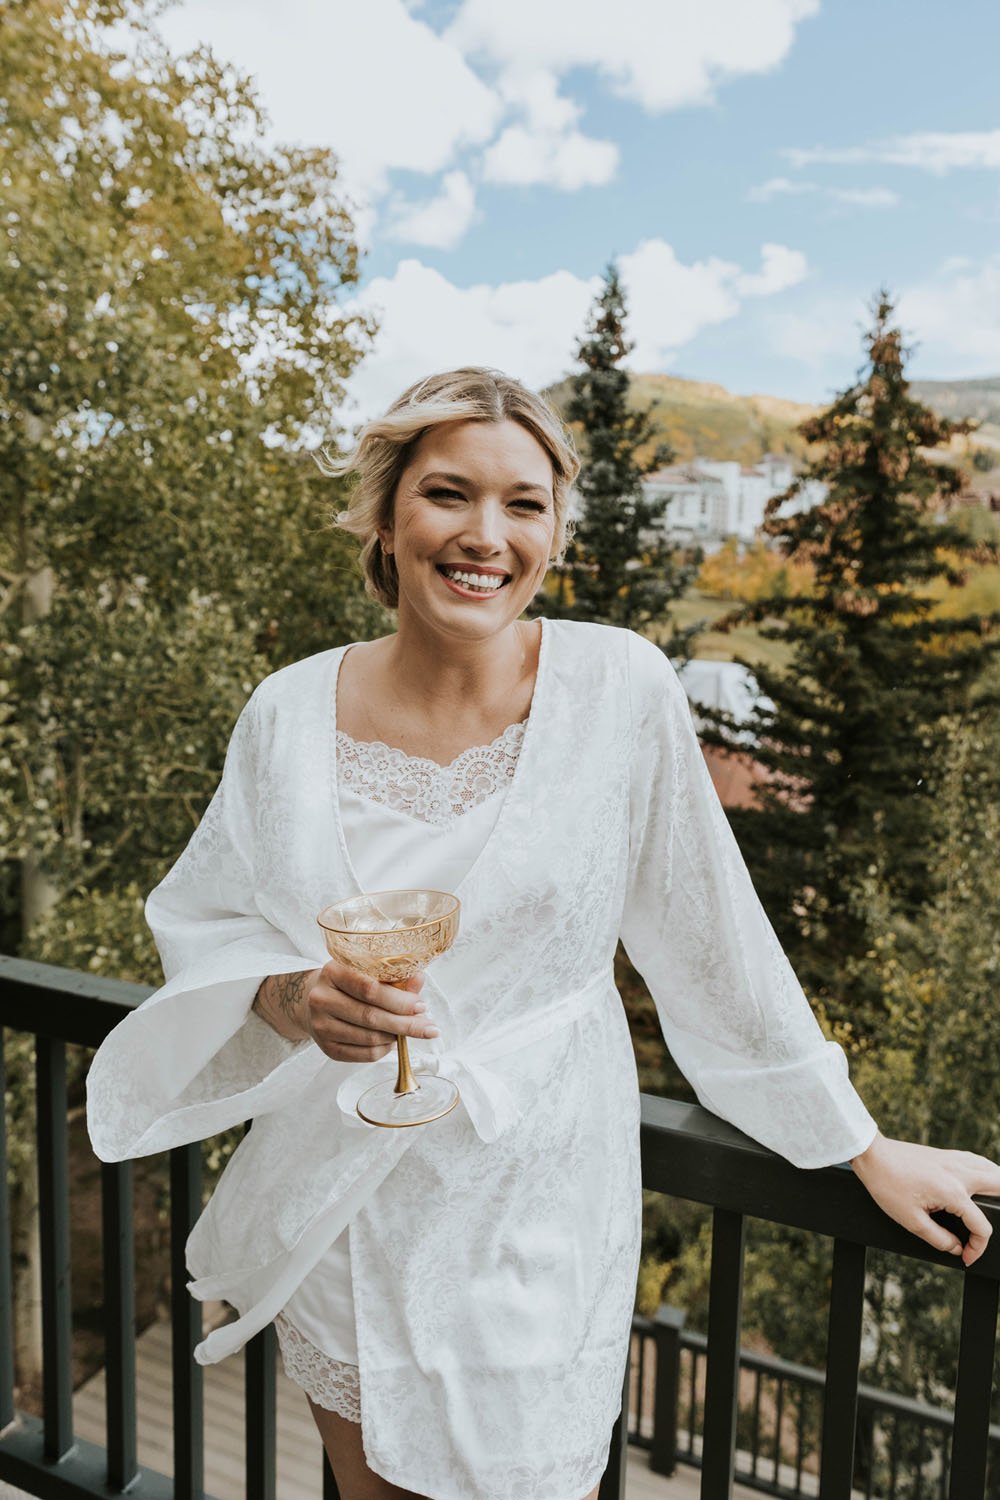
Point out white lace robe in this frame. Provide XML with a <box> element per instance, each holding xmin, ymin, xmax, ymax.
<box><xmin>86</xmin><ymin>620</ymin><xmax>878</xmax><ymax>1500</ymax></box>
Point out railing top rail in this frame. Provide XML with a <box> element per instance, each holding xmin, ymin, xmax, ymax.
<box><xmin>640</xmin><ymin>1093</ymin><xmax>1000</xmax><ymax>1281</ymax></box>
<box><xmin>2</xmin><ymin>953</ymin><xmax>998</xmax><ymax>1283</ymax></box>
<box><xmin>0</xmin><ymin>953</ymin><xmax>150</xmax><ymax>1046</ymax></box>
<box><xmin>674</xmin><ymin>1325</ymin><xmax>1000</xmax><ymax>1433</ymax></box>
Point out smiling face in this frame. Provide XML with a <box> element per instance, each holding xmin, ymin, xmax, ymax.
<box><xmin>380</xmin><ymin>419</ymin><xmax>557</xmax><ymax>641</ymax></box>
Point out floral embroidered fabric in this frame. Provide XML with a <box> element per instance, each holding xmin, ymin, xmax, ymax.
<box><xmin>274</xmin><ymin>1313</ymin><xmax>361</xmax><ymax>1422</ymax></box>
<box><xmin>85</xmin><ymin>623</ymin><xmax>878</xmax><ymax>1499</ymax></box>
<box><xmin>335</xmin><ymin>721</ymin><xmax>525</xmax><ymax>827</ymax></box>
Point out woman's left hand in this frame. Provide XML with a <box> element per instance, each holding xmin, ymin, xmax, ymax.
<box><xmin>850</xmin><ymin>1134</ymin><xmax>1000</xmax><ymax>1267</ymax></box>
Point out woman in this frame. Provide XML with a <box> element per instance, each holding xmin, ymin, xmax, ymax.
<box><xmin>87</xmin><ymin>368</ymin><xmax>1000</xmax><ymax>1500</ymax></box>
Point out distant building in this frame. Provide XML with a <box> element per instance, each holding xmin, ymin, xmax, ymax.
<box><xmin>643</xmin><ymin>454</ymin><xmax>825</xmax><ymax>549</ymax></box>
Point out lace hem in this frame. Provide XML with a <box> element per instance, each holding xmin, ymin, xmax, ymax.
<box><xmin>336</xmin><ymin>721</ymin><xmax>525</xmax><ymax>827</ymax></box>
<box><xmin>274</xmin><ymin>1313</ymin><xmax>361</xmax><ymax>1423</ymax></box>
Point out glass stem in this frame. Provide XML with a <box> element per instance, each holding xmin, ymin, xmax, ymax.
<box><xmin>394</xmin><ymin>1036</ymin><xmax>418</xmax><ymax>1096</ymax></box>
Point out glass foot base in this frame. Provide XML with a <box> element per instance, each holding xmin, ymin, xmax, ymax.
<box><xmin>356</xmin><ymin>1074</ymin><xmax>460</xmax><ymax>1128</ymax></box>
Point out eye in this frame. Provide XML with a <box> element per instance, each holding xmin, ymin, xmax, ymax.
<box><xmin>511</xmin><ymin>498</ymin><xmax>548</xmax><ymax>513</ymax></box>
<box><xmin>426</xmin><ymin>487</ymin><xmax>465</xmax><ymax>502</ymax></box>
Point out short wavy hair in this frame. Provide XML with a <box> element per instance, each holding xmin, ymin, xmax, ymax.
<box><xmin>319</xmin><ymin>367</ymin><xmax>579</xmax><ymax>609</ymax></box>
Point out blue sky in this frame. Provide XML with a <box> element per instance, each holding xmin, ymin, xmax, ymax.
<box><xmin>156</xmin><ymin>0</ymin><xmax>1000</xmax><ymax>419</ymax></box>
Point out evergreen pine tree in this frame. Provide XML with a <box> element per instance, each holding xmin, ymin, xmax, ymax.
<box><xmin>556</xmin><ymin>263</ymin><xmax>688</xmax><ymax>633</ymax></box>
<box><xmin>711</xmin><ymin>291</ymin><xmax>1000</xmax><ymax>1017</ymax></box>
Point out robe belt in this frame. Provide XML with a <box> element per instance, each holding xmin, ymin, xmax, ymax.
<box><xmin>188</xmin><ymin>967</ymin><xmax>615</xmax><ymax>1366</ymax></box>
<box><xmin>335</xmin><ymin>967</ymin><xmax>613</xmax><ymax>1144</ymax></box>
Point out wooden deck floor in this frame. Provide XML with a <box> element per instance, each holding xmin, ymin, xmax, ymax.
<box><xmin>1</xmin><ymin>1315</ymin><xmax>837</xmax><ymax>1499</ymax></box>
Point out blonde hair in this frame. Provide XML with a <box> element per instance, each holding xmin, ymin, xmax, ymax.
<box><xmin>319</xmin><ymin>367</ymin><xmax>579</xmax><ymax>609</ymax></box>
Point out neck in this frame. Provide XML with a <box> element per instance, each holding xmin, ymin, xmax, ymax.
<box><xmin>385</xmin><ymin>607</ymin><xmax>534</xmax><ymax>716</ymax></box>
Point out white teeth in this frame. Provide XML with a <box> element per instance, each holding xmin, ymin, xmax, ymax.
<box><xmin>441</xmin><ymin>568</ymin><xmax>507</xmax><ymax>591</ymax></box>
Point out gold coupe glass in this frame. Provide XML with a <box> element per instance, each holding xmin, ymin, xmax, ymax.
<box><xmin>317</xmin><ymin>889</ymin><xmax>461</xmax><ymax>1128</ymax></box>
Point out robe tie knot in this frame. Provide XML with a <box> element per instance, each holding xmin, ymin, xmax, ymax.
<box><xmin>334</xmin><ymin>969</ymin><xmax>612</xmax><ymax>1144</ymax></box>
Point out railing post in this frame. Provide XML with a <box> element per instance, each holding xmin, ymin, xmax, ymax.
<box><xmin>0</xmin><ymin>1029</ymin><xmax>15</xmax><ymax>1432</ymax></box>
<box><xmin>701</xmin><ymin>1207</ymin><xmax>746</xmax><ymax>1499</ymax></box>
<box><xmin>649</xmin><ymin>1303</ymin><xmax>686</xmax><ymax>1476</ymax></box>
<box><xmin>819</xmin><ymin>1237</ymin><xmax>867</xmax><ymax>1499</ymax></box>
<box><xmin>170</xmin><ymin>1143</ymin><xmax>204</xmax><ymax>1500</ymax></box>
<box><xmin>948</xmin><ymin>1272</ymin><xmax>1000</xmax><ymax>1500</ymax></box>
<box><xmin>101</xmin><ymin>1158</ymin><xmax>138</xmax><ymax>1490</ymax></box>
<box><xmin>36</xmin><ymin>1034</ymin><xmax>73</xmax><ymax>1461</ymax></box>
<box><xmin>598</xmin><ymin>1348</ymin><xmax>630</xmax><ymax>1500</ymax></box>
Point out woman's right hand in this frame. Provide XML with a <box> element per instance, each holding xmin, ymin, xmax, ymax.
<box><xmin>253</xmin><ymin>963</ymin><xmax>438</xmax><ymax>1061</ymax></box>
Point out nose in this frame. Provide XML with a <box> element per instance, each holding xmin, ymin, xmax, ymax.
<box><xmin>460</xmin><ymin>498</ymin><xmax>505</xmax><ymax>556</ymax></box>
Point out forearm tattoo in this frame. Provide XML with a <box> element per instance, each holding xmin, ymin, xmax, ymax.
<box><xmin>252</xmin><ymin>970</ymin><xmax>310</xmax><ymax>1033</ymax></box>
<box><xmin>274</xmin><ymin>970</ymin><xmax>308</xmax><ymax>1021</ymax></box>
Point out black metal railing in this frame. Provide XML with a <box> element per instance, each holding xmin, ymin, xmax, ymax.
<box><xmin>627</xmin><ymin>1317</ymin><xmax>1000</xmax><ymax>1498</ymax></box>
<box><xmin>1</xmin><ymin>954</ymin><xmax>999</xmax><ymax>1500</ymax></box>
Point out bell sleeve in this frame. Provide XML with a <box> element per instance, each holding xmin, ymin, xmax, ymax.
<box><xmin>86</xmin><ymin>685</ymin><xmax>327</xmax><ymax>1162</ymax></box>
<box><xmin>619</xmin><ymin>631</ymin><xmax>878</xmax><ymax>1169</ymax></box>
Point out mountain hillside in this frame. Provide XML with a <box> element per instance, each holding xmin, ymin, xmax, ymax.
<box><xmin>545</xmin><ymin>371</ymin><xmax>1000</xmax><ymax>466</ymax></box>
<box><xmin>910</xmin><ymin>376</ymin><xmax>1000</xmax><ymax>446</ymax></box>
<box><xmin>544</xmin><ymin>372</ymin><xmax>817</xmax><ymax>467</ymax></box>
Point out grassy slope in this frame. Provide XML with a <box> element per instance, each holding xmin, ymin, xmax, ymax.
<box><xmin>546</xmin><ymin>369</ymin><xmax>1000</xmax><ymax>465</ymax></box>
<box><xmin>544</xmin><ymin>372</ymin><xmax>818</xmax><ymax>466</ymax></box>
<box><xmin>660</xmin><ymin>592</ymin><xmax>794</xmax><ymax>669</ymax></box>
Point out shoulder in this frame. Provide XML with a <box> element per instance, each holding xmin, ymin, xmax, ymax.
<box><xmin>621</xmin><ymin>630</ymin><xmax>691</xmax><ymax>736</ymax></box>
<box><xmin>542</xmin><ymin>617</ymin><xmax>635</xmax><ymax>669</ymax></box>
<box><xmin>619</xmin><ymin>628</ymin><xmax>681</xmax><ymax>694</ymax></box>
<box><xmin>228</xmin><ymin>645</ymin><xmax>348</xmax><ymax>756</ymax></box>
<box><xmin>246</xmin><ymin>645</ymin><xmax>346</xmax><ymax>719</ymax></box>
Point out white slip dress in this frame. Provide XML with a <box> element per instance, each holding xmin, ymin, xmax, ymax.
<box><xmin>273</xmin><ymin>721</ymin><xmax>526</xmax><ymax>1421</ymax></box>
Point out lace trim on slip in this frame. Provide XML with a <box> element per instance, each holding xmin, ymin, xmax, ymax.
<box><xmin>336</xmin><ymin>720</ymin><xmax>525</xmax><ymax>828</ymax></box>
<box><xmin>274</xmin><ymin>1313</ymin><xmax>361</xmax><ymax>1423</ymax></box>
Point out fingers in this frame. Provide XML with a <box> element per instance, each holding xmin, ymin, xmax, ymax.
<box><xmin>915</xmin><ymin>1197</ymin><xmax>994</xmax><ymax>1266</ymax></box>
<box><xmin>949</xmin><ymin>1197</ymin><xmax>995</xmax><ymax>1267</ymax></box>
<box><xmin>951</xmin><ymin>1154</ymin><xmax>1000</xmax><ymax>1264</ymax></box>
<box><xmin>962</xmin><ymin>1154</ymin><xmax>1000</xmax><ymax>1199</ymax></box>
<box><xmin>310</xmin><ymin>962</ymin><xmax>439</xmax><ymax>1059</ymax></box>
<box><xmin>913</xmin><ymin>1210</ymin><xmax>966</xmax><ymax>1258</ymax></box>
<box><xmin>321</xmin><ymin>960</ymin><xmax>427</xmax><ymax>1015</ymax></box>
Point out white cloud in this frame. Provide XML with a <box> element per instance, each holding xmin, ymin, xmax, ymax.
<box><xmin>343</xmin><ymin>240</ymin><xmax>810</xmax><ymax>419</ymax></box>
<box><xmin>387</xmin><ymin>172</ymin><xmax>478</xmax><ymax>250</ymax></box>
<box><xmin>747</xmin><ymin>176</ymin><xmax>816</xmax><ymax>202</ymax></box>
<box><xmin>759</xmin><ymin>258</ymin><xmax>1000</xmax><ymax>385</ymax></box>
<box><xmin>899</xmin><ymin>255</ymin><xmax>1000</xmax><ymax>373</ymax></box>
<box><xmin>785</xmin><ymin>130</ymin><xmax>1000</xmax><ymax>174</ymax></box>
<box><xmin>343</xmin><ymin>260</ymin><xmax>597</xmax><ymax>419</ymax></box>
<box><xmin>481</xmin><ymin>67</ymin><xmax>619</xmax><ymax>189</ymax></box>
<box><xmin>736</xmin><ymin>242</ymin><xmax>810</xmax><ymax>296</ymax></box>
<box><xmin>482</xmin><ymin>125</ymin><xmax>618</xmax><ymax>190</ymax></box>
<box><xmin>748</xmin><ymin>178</ymin><xmax>899</xmax><ymax>207</ymax></box>
<box><xmin>498</xmin><ymin>68</ymin><xmax>578</xmax><ymax>133</ymax></box>
<box><xmin>828</xmin><ymin>186</ymin><xmax>899</xmax><ymax>207</ymax></box>
<box><xmin>448</xmin><ymin>0</ymin><xmax>819</xmax><ymax>112</ymax></box>
<box><xmin>154</xmin><ymin>0</ymin><xmax>501</xmax><ymax>234</ymax></box>
<box><xmin>764</xmin><ymin>300</ymin><xmax>864</xmax><ymax>373</ymax></box>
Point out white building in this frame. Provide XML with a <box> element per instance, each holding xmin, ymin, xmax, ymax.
<box><xmin>643</xmin><ymin>454</ymin><xmax>824</xmax><ymax>549</ymax></box>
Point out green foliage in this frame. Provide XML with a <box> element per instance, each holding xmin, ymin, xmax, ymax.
<box><xmin>549</xmin><ymin>263</ymin><xmax>692</xmax><ymax>638</ymax></box>
<box><xmin>702</xmin><ymin>291</ymin><xmax>1000</xmax><ymax>1020</ymax></box>
<box><xmin>1</xmin><ymin>0</ymin><xmax>386</xmax><ymax>960</ymax></box>
<box><xmin>845</xmin><ymin>707</ymin><xmax>1000</xmax><ymax>1412</ymax></box>
<box><xmin>0</xmin><ymin>4</ymin><xmax>388</xmax><ymax>1358</ymax></box>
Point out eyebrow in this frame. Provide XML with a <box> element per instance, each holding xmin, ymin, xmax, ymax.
<box><xmin>418</xmin><ymin>470</ymin><xmax>552</xmax><ymax>498</ymax></box>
